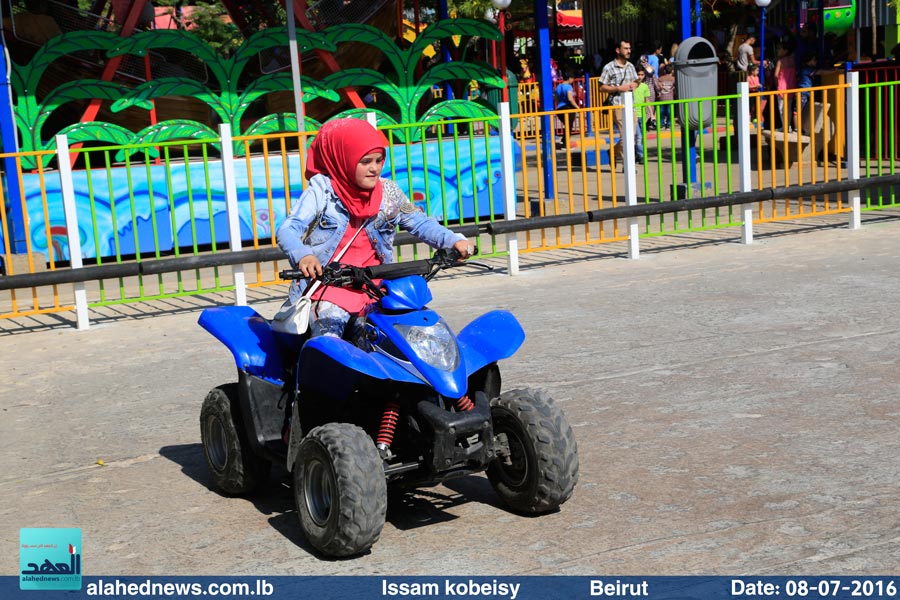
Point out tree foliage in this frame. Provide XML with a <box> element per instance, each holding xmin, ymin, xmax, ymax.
<box><xmin>405</xmin><ymin>0</ymin><xmax>531</xmax><ymax>20</ymax></box>
<box><xmin>151</xmin><ymin>1</ymin><xmax>244</xmax><ymax>56</ymax></box>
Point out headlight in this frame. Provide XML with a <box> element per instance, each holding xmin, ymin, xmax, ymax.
<box><xmin>394</xmin><ymin>321</ymin><xmax>460</xmax><ymax>371</ymax></box>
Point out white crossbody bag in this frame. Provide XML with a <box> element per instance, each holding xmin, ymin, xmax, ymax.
<box><xmin>271</xmin><ymin>221</ymin><xmax>370</xmax><ymax>335</ymax></box>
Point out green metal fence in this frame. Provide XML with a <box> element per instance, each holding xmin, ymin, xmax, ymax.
<box><xmin>860</xmin><ymin>80</ymin><xmax>898</xmax><ymax>209</ymax></box>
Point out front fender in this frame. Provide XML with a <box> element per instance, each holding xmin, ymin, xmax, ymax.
<box><xmin>298</xmin><ymin>335</ymin><xmax>423</xmax><ymax>391</ymax></box>
<box><xmin>458</xmin><ymin>310</ymin><xmax>525</xmax><ymax>378</ymax></box>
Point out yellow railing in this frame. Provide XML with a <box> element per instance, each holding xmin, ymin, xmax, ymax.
<box><xmin>750</xmin><ymin>80</ymin><xmax>849</xmax><ymax>222</ymax></box>
<box><xmin>0</xmin><ymin>149</ymin><xmax>75</xmax><ymax>320</ymax></box>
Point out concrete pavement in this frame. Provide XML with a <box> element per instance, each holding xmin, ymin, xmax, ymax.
<box><xmin>2</xmin><ymin>215</ymin><xmax>899</xmax><ymax>575</ymax></box>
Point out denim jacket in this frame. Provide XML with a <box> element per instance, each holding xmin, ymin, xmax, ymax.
<box><xmin>277</xmin><ymin>174</ymin><xmax>465</xmax><ymax>301</ymax></box>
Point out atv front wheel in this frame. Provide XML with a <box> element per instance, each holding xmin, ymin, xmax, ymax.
<box><xmin>487</xmin><ymin>388</ymin><xmax>579</xmax><ymax>513</ymax></box>
<box><xmin>200</xmin><ymin>384</ymin><xmax>271</xmax><ymax>495</ymax></box>
<box><xmin>294</xmin><ymin>423</ymin><xmax>387</xmax><ymax>557</ymax></box>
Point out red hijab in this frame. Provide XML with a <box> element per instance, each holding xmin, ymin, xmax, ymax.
<box><xmin>305</xmin><ymin>118</ymin><xmax>389</xmax><ymax>221</ymax></box>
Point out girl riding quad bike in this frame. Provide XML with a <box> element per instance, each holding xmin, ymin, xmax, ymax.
<box><xmin>197</xmin><ymin>119</ymin><xmax>578</xmax><ymax>557</ymax></box>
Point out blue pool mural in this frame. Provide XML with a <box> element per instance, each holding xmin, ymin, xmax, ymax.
<box><xmin>6</xmin><ymin>137</ymin><xmax>519</xmax><ymax>262</ymax></box>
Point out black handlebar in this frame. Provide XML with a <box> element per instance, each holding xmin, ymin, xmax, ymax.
<box><xmin>278</xmin><ymin>248</ymin><xmax>474</xmax><ymax>291</ymax></box>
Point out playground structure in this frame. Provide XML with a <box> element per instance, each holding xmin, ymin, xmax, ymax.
<box><xmin>801</xmin><ymin>0</ymin><xmax>857</xmax><ymax>37</ymax></box>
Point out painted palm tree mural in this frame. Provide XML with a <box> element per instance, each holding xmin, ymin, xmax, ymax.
<box><xmin>11</xmin><ymin>17</ymin><xmax>506</xmax><ymax>164</ymax></box>
<box><xmin>8</xmin><ymin>16</ymin><xmax>515</xmax><ymax>262</ymax></box>
<box><xmin>10</xmin><ymin>26</ymin><xmax>337</xmax><ymax>168</ymax></box>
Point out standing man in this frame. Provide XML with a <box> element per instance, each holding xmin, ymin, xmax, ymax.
<box><xmin>597</xmin><ymin>39</ymin><xmax>639</xmax><ymax>165</ymax></box>
<box><xmin>736</xmin><ymin>35</ymin><xmax>759</xmax><ymax>72</ymax></box>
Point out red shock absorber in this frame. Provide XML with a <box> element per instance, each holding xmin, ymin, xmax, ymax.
<box><xmin>455</xmin><ymin>395</ymin><xmax>475</xmax><ymax>412</ymax></box>
<box><xmin>376</xmin><ymin>401</ymin><xmax>400</xmax><ymax>449</ymax></box>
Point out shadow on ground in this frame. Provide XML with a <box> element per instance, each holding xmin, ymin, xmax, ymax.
<box><xmin>158</xmin><ymin>443</ymin><xmax>506</xmax><ymax>559</ymax></box>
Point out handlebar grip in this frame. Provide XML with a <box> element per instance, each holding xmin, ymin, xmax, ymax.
<box><xmin>366</xmin><ymin>259</ymin><xmax>432</xmax><ymax>280</ymax></box>
<box><xmin>443</xmin><ymin>247</ymin><xmax>462</xmax><ymax>263</ymax></box>
<box><xmin>279</xmin><ymin>269</ymin><xmax>306</xmax><ymax>280</ymax></box>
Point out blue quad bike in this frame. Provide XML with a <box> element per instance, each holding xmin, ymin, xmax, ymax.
<box><xmin>197</xmin><ymin>249</ymin><xmax>579</xmax><ymax>557</ymax></box>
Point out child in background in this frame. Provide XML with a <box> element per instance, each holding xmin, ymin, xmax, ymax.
<box><xmin>774</xmin><ymin>43</ymin><xmax>796</xmax><ymax>131</ymax></box>
<box><xmin>656</xmin><ymin>63</ymin><xmax>675</xmax><ymax>130</ymax></box>
<box><xmin>792</xmin><ymin>53</ymin><xmax>818</xmax><ymax>133</ymax></box>
<box><xmin>747</xmin><ymin>63</ymin><xmax>761</xmax><ymax>92</ymax></box>
<box><xmin>746</xmin><ymin>63</ymin><xmax>767</xmax><ymax>125</ymax></box>
<box><xmin>639</xmin><ymin>54</ymin><xmax>657</xmax><ymax>130</ymax></box>
<box><xmin>796</xmin><ymin>53</ymin><xmax>818</xmax><ymax>112</ymax></box>
<box><xmin>555</xmin><ymin>70</ymin><xmax>580</xmax><ymax>147</ymax></box>
<box><xmin>632</xmin><ymin>68</ymin><xmax>651</xmax><ymax>164</ymax></box>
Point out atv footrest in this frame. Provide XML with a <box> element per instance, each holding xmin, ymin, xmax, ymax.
<box><xmin>416</xmin><ymin>392</ymin><xmax>494</xmax><ymax>472</ymax></box>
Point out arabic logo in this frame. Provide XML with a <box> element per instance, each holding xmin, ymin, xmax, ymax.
<box><xmin>19</xmin><ymin>528</ymin><xmax>82</xmax><ymax>591</ymax></box>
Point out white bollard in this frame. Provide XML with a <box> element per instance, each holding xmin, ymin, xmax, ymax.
<box><xmin>218</xmin><ymin>124</ymin><xmax>247</xmax><ymax>306</ymax></box>
<box><xmin>622</xmin><ymin>93</ymin><xmax>640</xmax><ymax>259</ymax></box>
<box><xmin>846</xmin><ymin>72</ymin><xmax>861</xmax><ymax>230</ymax></box>
<box><xmin>56</xmin><ymin>134</ymin><xmax>90</xmax><ymax>330</ymax></box>
<box><xmin>737</xmin><ymin>82</ymin><xmax>754</xmax><ymax>244</ymax></box>
<box><xmin>499</xmin><ymin>102</ymin><xmax>519</xmax><ymax>275</ymax></box>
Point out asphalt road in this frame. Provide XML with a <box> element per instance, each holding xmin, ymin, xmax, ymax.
<box><xmin>2</xmin><ymin>216</ymin><xmax>899</xmax><ymax>576</ymax></box>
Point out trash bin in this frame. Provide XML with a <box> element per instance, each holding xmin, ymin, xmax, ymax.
<box><xmin>674</xmin><ymin>37</ymin><xmax>719</xmax><ymax>130</ymax></box>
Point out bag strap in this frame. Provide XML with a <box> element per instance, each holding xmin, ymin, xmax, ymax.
<box><xmin>303</xmin><ymin>218</ymin><xmax>371</xmax><ymax>298</ymax></box>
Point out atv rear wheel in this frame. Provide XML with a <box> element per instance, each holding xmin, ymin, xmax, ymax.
<box><xmin>487</xmin><ymin>388</ymin><xmax>579</xmax><ymax>513</ymax></box>
<box><xmin>294</xmin><ymin>423</ymin><xmax>387</xmax><ymax>557</ymax></box>
<box><xmin>200</xmin><ymin>384</ymin><xmax>271</xmax><ymax>495</ymax></box>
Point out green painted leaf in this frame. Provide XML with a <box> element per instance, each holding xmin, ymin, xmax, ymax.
<box><xmin>419</xmin><ymin>62</ymin><xmax>505</xmax><ymax>90</ymax></box>
<box><xmin>321</xmin><ymin>69</ymin><xmax>400</xmax><ymax>105</ymax></box>
<box><xmin>57</xmin><ymin>121</ymin><xmax>136</xmax><ymax>146</ymax></box>
<box><xmin>419</xmin><ymin>100</ymin><xmax>498</xmax><ymax>124</ymax></box>
<box><xmin>48</xmin><ymin>121</ymin><xmax>143</xmax><ymax>168</ymax></box>
<box><xmin>322</xmin><ymin>24</ymin><xmax>405</xmax><ymax>76</ymax></box>
<box><xmin>109</xmin><ymin>78</ymin><xmax>218</xmax><ymax>113</ymax></box>
<box><xmin>19</xmin><ymin>155</ymin><xmax>39</xmax><ymax>170</ymax></box>
<box><xmin>407</xmin><ymin>19</ymin><xmax>501</xmax><ymax>72</ymax></box>
<box><xmin>15</xmin><ymin>112</ymin><xmax>39</xmax><ymax>155</ymax></box>
<box><xmin>43</xmin><ymin>80</ymin><xmax>143</xmax><ymax>113</ymax></box>
<box><xmin>242</xmin><ymin>114</ymin><xmax>322</xmax><ymax>146</ymax></box>
<box><xmin>107</xmin><ymin>30</ymin><xmax>229</xmax><ymax>86</ymax></box>
<box><xmin>18</xmin><ymin>30</ymin><xmax>122</xmax><ymax>96</ymax></box>
<box><xmin>108</xmin><ymin>30</ymin><xmax>221</xmax><ymax>64</ymax></box>
<box><xmin>242</xmin><ymin>74</ymin><xmax>340</xmax><ymax>104</ymax></box>
<box><xmin>234</xmin><ymin>27</ymin><xmax>335</xmax><ymax>64</ymax></box>
<box><xmin>242</xmin><ymin>113</ymin><xmax>299</xmax><ymax>137</ymax></box>
<box><xmin>24</xmin><ymin>30</ymin><xmax>122</xmax><ymax>72</ymax></box>
<box><xmin>297</xmin><ymin>78</ymin><xmax>342</xmax><ymax>103</ymax></box>
<box><xmin>37</xmin><ymin>81</ymin><xmax>138</xmax><ymax>140</ymax></box>
<box><xmin>113</xmin><ymin>120</ymin><xmax>218</xmax><ymax>162</ymax></box>
<box><xmin>10</xmin><ymin>68</ymin><xmax>27</xmax><ymax>98</ymax></box>
<box><xmin>416</xmin><ymin>18</ymin><xmax>503</xmax><ymax>46</ymax></box>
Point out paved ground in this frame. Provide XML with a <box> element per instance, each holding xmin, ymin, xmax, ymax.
<box><xmin>2</xmin><ymin>214</ymin><xmax>900</xmax><ymax>576</ymax></box>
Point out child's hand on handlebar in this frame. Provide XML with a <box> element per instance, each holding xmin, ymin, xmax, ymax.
<box><xmin>298</xmin><ymin>254</ymin><xmax>323</xmax><ymax>278</ymax></box>
<box><xmin>452</xmin><ymin>240</ymin><xmax>471</xmax><ymax>261</ymax></box>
